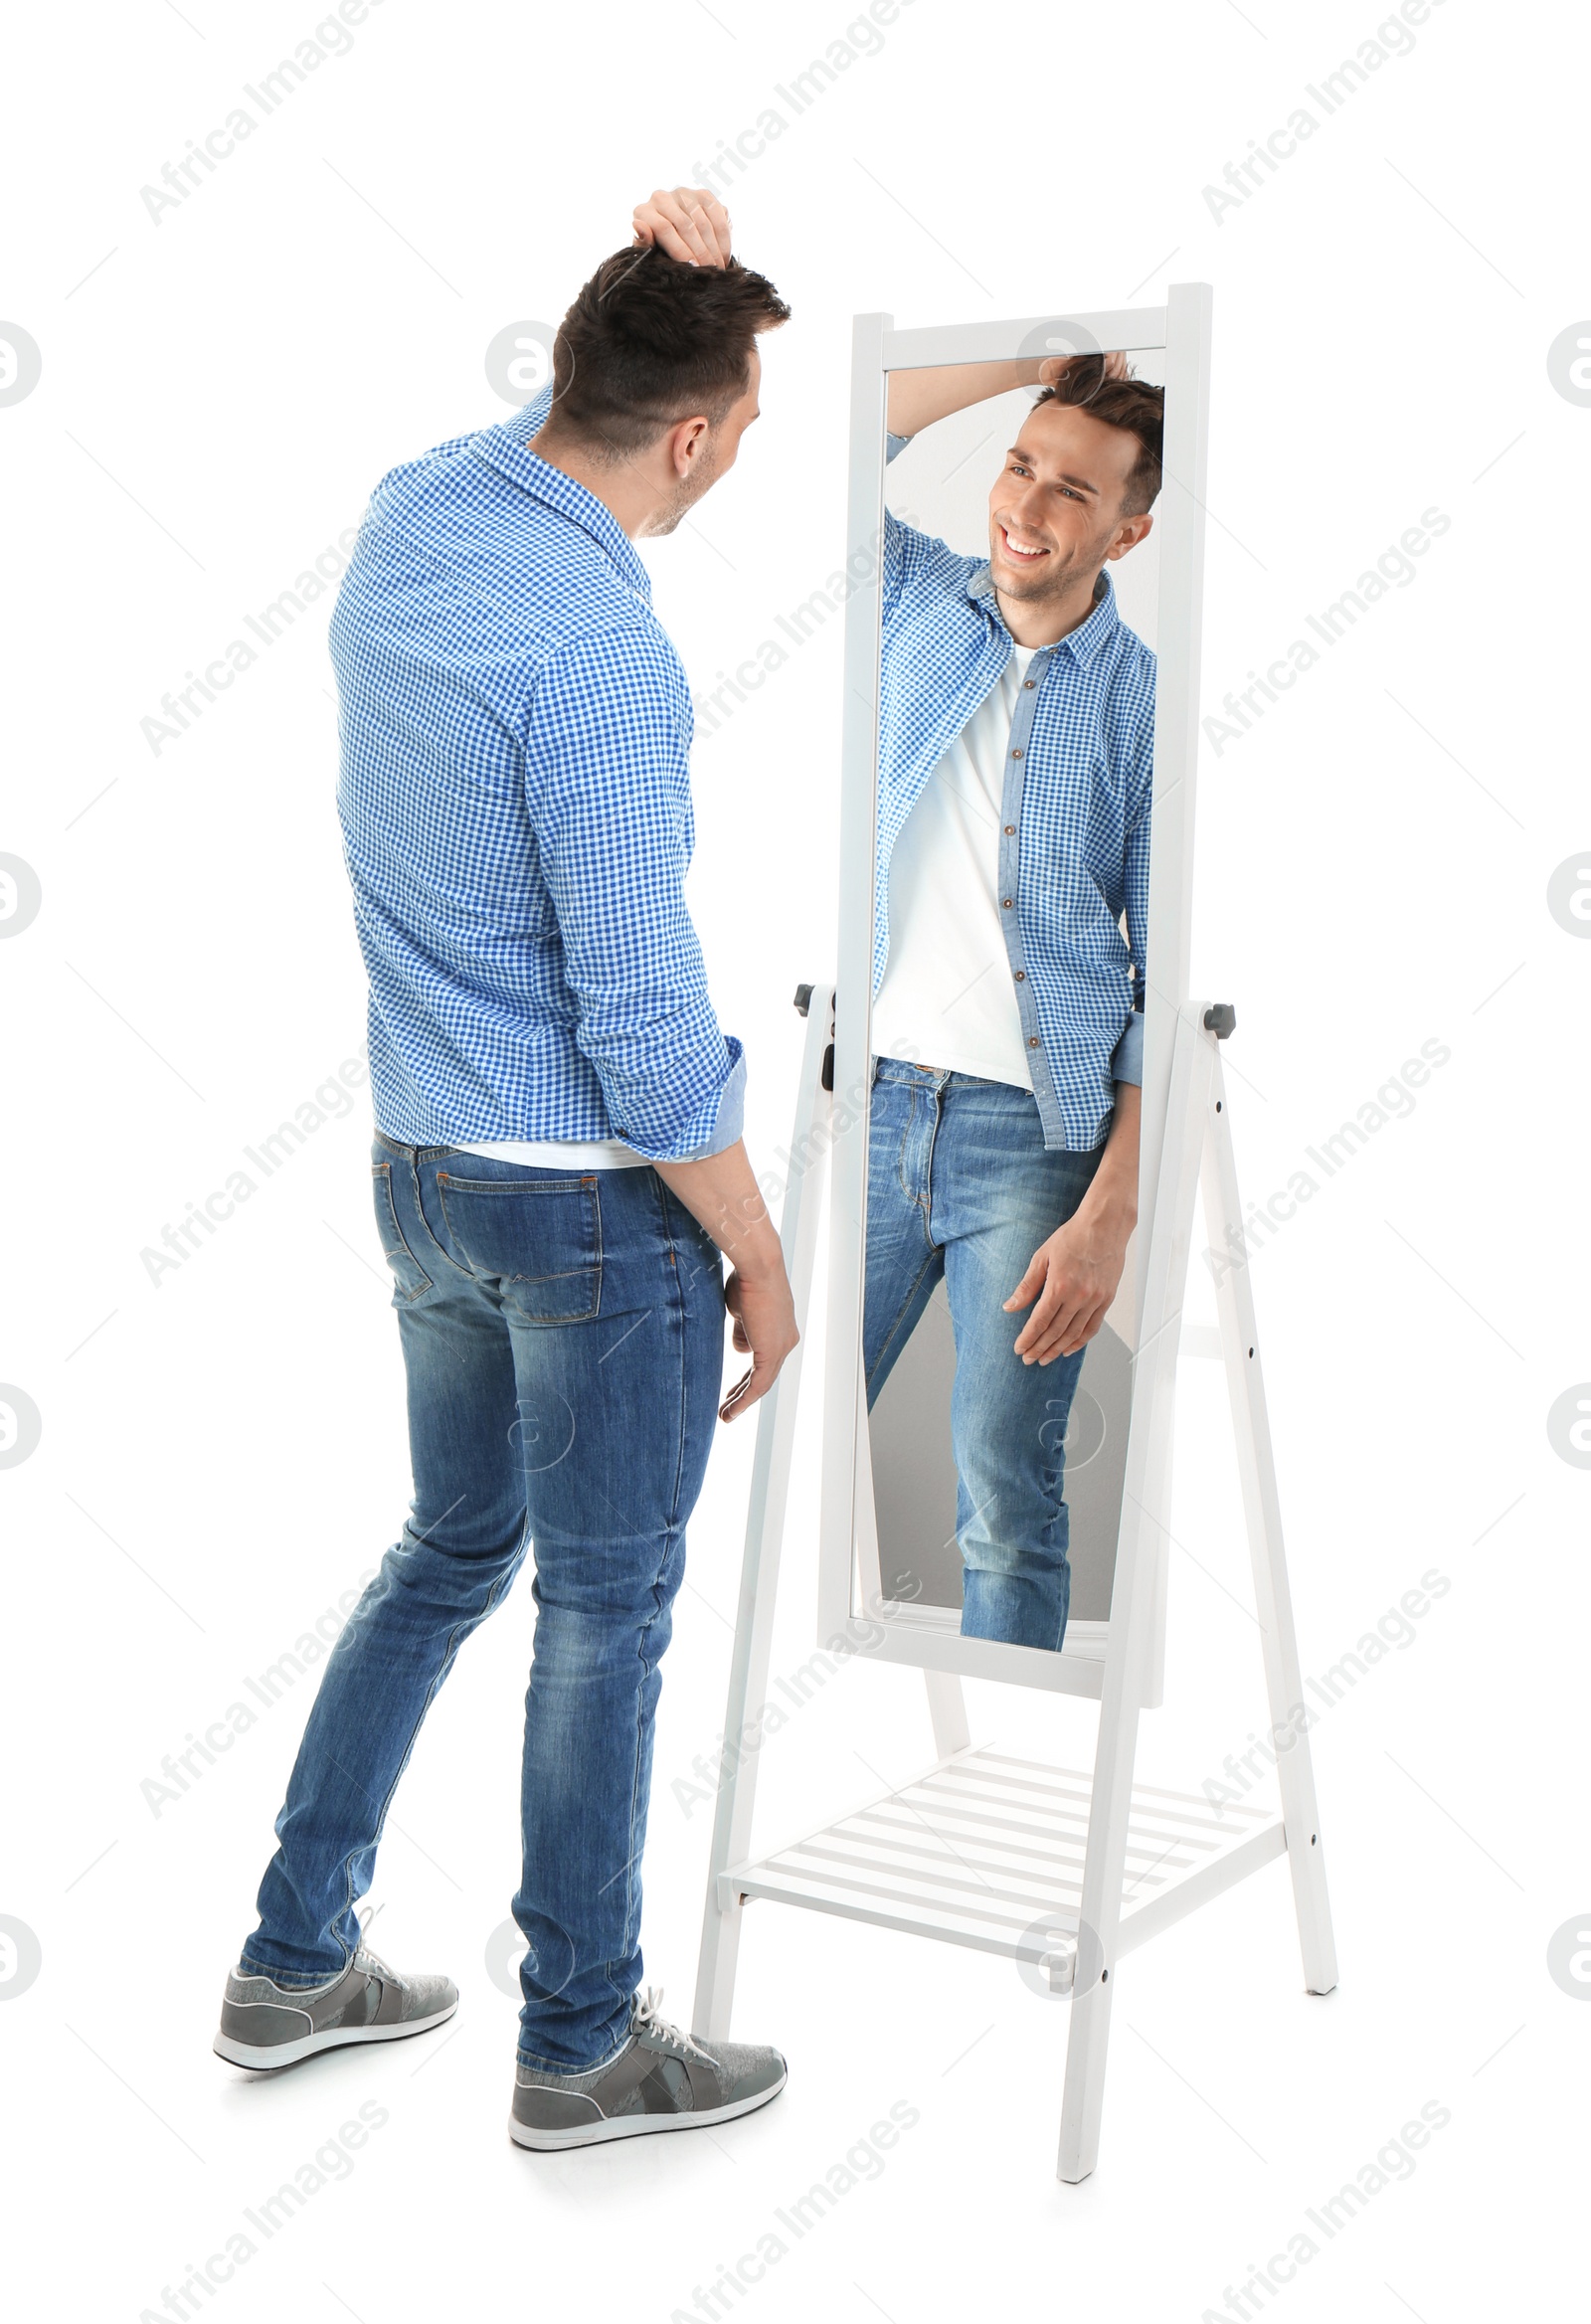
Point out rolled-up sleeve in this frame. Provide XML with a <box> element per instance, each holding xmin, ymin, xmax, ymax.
<box><xmin>523</xmin><ymin>626</ymin><xmax>745</xmax><ymax>1162</ymax></box>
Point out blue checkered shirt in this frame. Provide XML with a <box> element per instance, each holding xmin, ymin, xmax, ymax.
<box><xmin>877</xmin><ymin>477</ymin><xmax>1154</xmax><ymax>1152</ymax></box>
<box><xmin>330</xmin><ymin>382</ymin><xmax>744</xmax><ymax>1161</ymax></box>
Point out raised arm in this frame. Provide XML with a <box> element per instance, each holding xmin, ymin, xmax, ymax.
<box><xmin>886</xmin><ymin>350</ymin><xmax>1131</xmax><ymax>443</ymax></box>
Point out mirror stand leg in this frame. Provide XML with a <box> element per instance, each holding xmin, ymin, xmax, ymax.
<box><xmin>1057</xmin><ymin>1968</ymin><xmax>1117</xmax><ymax>2183</ymax></box>
<box><xmin>924</xmin><ymin>1669</ymin><xmax>971</xmax><ymax>1758</ymax></box>
<box><xmin>694</xmin><ymin>1890</ymin><xmax>745</xmax><ymax>2044</ymax></box>
<box><xmin>1202</xmin><ymin>1052</ymin><xmax>1339</xmax><ymax>2000</ymax></box>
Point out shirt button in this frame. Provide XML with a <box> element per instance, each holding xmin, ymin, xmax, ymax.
<box><xmin>1028</xmin><ymin>1035</ymin><xmax>1040</xmax><ymax>1047</ymax></box>
<box><xmin>1003</xmin><ymin>823</ymin><xmax>1015</xmax><ymax>833</ymax></box>
<box><xmin>1010</xmin><ymin>748</ymin><xmax>1023</xmax><ymax>759</ymax></box>
<box><xmin>1001</xmin><ymin>897</ymin><xmax>1013</xmax><ymax>909</ymax></box>
<box><xmin>1013</xmin><ymin>970</ymin><xmax>1026</xmax><ymax>982</ymax></box>
<box><xmin>1023</xmin><ymin>679</ymin><xmax>1035</xmax><ymax>689</ymax></box>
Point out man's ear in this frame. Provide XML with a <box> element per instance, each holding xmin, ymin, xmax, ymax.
<box><xmin>669</xmin><ymin>415</ymin><xmax>712</xmax><ymax>476</ymax></box>
<box><xmin>1105</xmin><ymin>511</ymin><xmax>1154</xmax><ymax>562</ymax></box>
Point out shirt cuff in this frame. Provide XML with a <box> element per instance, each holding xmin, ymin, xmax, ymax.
<box><xmin>1110</xmin><ymin>1010</ymin><xmax>1145</xmax><ymax>1087</ymax></box>
<box><xmin>623</xmin><ymin>1039</ymin><xmax>747</xmax><ymax>1163</ymax></box>
<box><xmin>885</xmin><ymin>431</ymin><xmax>912</xmax><ymax>464</ymax></box>
<box><xmin>686</xmin><ymin>1041</ymin><xmax>747</xmax><ymax>1159</ymax></box>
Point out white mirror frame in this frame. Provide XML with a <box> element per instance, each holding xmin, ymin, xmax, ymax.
<box><xmin>815</xmin><ymin>287</ymin><xmax>1213</xmax><ymax>1700</ymax></box>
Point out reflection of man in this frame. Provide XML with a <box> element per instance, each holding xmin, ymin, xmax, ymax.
<box><xmin>865</xmin><ymin>354</ymin><xmax>1162</xmax><ymax>1652</ymax></box>
<box><xmin>214</xmin><ymin>189</ymin><xmax>798</xmax><ymax>2150</ymax></box>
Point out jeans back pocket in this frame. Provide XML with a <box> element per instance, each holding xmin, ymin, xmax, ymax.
<box><xmin>435</xmin><ymin>1174</ymin><xmax>602</xmax><ymax>1323</ymax></box>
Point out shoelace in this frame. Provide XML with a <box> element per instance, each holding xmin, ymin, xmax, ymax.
<box><xmin>353</xmin><ymin>1903</ymin><xmax>390</xmax><ymax>1982</ymax></box>
<box><xmin>631</xmin><ymin>1985</ymin><xmax>713</xmax><ymax>2064</ymax></box>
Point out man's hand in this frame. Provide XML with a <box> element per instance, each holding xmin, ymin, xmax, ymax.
<box><xmin>1037</xmin><ymin>349</ymin><xmax>1130</xmax><ymax>389</ymax></box>
<box><xmin>650</xmin><ymin>1138</ymin><xmax>796</xmax><ymax>1421</ymax></box>
<box><xmin>1003</xmin><ymin>1084</ymin><xmax>1141</xmax><ymax>1364</ymax></box>
<box><xmin>632</xmin><ymin>186</ymin><xmax>733</xmax><ymax>268</ymax></box>
<box><xmin>1002</xmin><ymin>1203</ymin><xmax>1133</xmax><ymax>1365</ymax></box>
<box><xmin>721</xmin><ymin>1265</ymin><xmax>799</xmax><ymax>1422</ymax></box>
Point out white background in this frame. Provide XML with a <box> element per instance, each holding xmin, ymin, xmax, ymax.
<box><xmin>1</xmin><ymin>1</ymin><xmax>1587</xmax><ymax>2317</ymax></box>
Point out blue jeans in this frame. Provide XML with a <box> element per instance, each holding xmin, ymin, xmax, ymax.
<box><xmin>238</xmin><ymin>1134</ymin><xmax>726</xmax><ymax>2073</ymax></box>
<box><xmin>863</xmin><ymin>1060</ymin><xmax>1104</xmax><ymax>1652</ymax></box>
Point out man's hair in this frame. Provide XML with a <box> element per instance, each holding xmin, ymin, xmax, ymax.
<box><xmin>543</xmin><ymin>246</ymin><xmax>791</xmax><ymax>460</ymax></box>
<box><xmin>1031</xmin><ymin>358</ymin><xmax>1164</xmax><ymax>516</ymax></box>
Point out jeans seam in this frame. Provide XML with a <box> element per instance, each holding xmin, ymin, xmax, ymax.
<box><xmin>607</xmin><ymin>1173</ymin><xmax>692</xmax><ymax>2044</ymax></box>
<box><xmin>866</xmin><ymin>1241</ymin><xmax>946</xmax><ymax>1399</ymax></box>
<box><xmin>372</xmin><ymin>1162</ymin><xmax>433</xmax><ymax>1300</ymax></box>
<box><xmin>406</xmin><ymin>1153</ymin><xmax>471</xmax><ymax>1281</ymax></box>
<box><xmin>649</xmin><ymin>1174</ymin><xmax>696</xmax><ymax>1522</ymax></box>
<box><xmin>920</xmin><ymin>1076</ymin><xmax>946</xmax><ymax>1245</ymax></box>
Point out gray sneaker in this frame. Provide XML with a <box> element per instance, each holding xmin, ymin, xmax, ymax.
<box><xmin>214</xmin><ymin>1946</ymin><xmax>457</xmax><ymax>2071</ymax></box>
<box><xmin>509</xmin><ymin>1987</ymin><xmax>786</xmax><ymax>2150</ymax></box>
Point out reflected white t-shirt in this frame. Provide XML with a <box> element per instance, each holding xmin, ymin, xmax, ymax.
<box><xmin>452</xmin><ymin>1136</ymin><xmax>650</xmax><ymax>1169</ymax></box>
<box><xmin>871</xmin><ymin>644</ymin><xmax>1036</xmax><ymax>1090</ymax></box>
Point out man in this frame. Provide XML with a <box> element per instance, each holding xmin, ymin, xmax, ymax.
<box><xmin>214</xmin><ymin>190</ymin><xmax>798</xmax><ymax>2151</ymax></box>
<box><xmin>864</xmin><ymin>353</ymin><xmax>1162</xmax><ymax>1653</ymax></box>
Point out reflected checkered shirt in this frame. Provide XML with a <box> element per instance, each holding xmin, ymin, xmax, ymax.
<box><xmin>877</xmin><ymin>473</ymin><xmax>1155</xmax><ymax>1152</ymax></box>
<box><xmin>330</xmin><ymin>382</ymin><xmax>744</xmax><ymax>1162</ymax></box>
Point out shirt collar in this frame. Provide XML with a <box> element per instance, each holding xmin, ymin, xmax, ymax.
<box><xmin>469</xmin><ymin>406</ymin><xmax>653</xmax><ymax>605</ymax></box>
<box><xmin>967</xmin><ymin>560</ymin><xmax>1121</xmax><ymax>666</ymax></box>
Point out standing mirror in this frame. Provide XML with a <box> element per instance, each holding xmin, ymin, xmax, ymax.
<box><xmin>818</xmin><ymin>300</ymin><xmax>1206</xmax><ymax>1696</ymax></box>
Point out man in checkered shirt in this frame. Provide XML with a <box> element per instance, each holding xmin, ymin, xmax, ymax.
<box><xmin>216</xmin><ymin>191</ymin><xmax>798</xmax><ymax>2150</ymax></box>
<box><xmin>866</xmin><ymin>354</ymin><xmax>1162</xmax><ymax>1656</ymax></box>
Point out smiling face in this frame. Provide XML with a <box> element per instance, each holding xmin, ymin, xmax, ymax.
<box><xmin>986</xmin><ymin>398</ymin><xmax>1154</xmax><ymax>620</ymax></box>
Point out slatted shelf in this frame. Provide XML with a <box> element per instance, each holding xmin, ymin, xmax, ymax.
<box><xmin>721</xmin><ymin>1745</ymin><xmax>1285</xmax><ymax>1989</ymax></box>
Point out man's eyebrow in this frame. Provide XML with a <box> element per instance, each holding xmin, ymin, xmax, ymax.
<box><xmin>1006</xmin><ymin>444</ymin><xmax>1101</xmax><ymax>495</ymax></box>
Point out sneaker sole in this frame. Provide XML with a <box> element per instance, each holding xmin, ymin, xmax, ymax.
<box><xmin>508</xmin><ymin>2065</ymin><xmax>787</xmax><ymax>2151</ymax></box>
<box><xmin>213</xmin><ymin>1998</ymin><xmax>457</xmax><ymax>2072</ymax></box>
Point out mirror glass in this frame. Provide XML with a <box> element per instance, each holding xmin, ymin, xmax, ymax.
<box><xmin>857</xmin><ymin>341</ymin><xmax>1167</xmax><ymax>1654</ymax></box>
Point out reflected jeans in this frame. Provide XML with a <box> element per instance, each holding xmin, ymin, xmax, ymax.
<box><xmin>238</xmin><ymin>1134</ymin><xmax>725</xmax><ymax>2073</ymax></box>
<box><xmin>863</xmin><ymin>1059</ymin><xmax>1104</xmax><ymax>1653</ymax></box>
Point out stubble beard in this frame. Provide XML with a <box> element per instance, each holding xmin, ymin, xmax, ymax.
<box><xmin>645</xmin><ymin>442</ymin><xmax>724</xmax><ymax>538</ymax></box>
<box><xmin>990</xmin><ymin>521</ymin><xmax>1113</xmax><ymax>616</ymax></box>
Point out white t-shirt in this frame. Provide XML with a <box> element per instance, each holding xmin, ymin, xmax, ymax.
<box><xmin>871</xmin><ymin>644</ymin><xmax>1037</xmax><ymax>1089</ymax></box>
<box><xmin>452</xmin><ymin>1136</ymin><xmax>650</xmax><ymax>1169</ymax></box>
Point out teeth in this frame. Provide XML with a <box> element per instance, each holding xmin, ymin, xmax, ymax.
<box><xmin>1003</xmin><ymin>530</ymin><xmax>1045</xmax><ymax>557</ymax></box>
